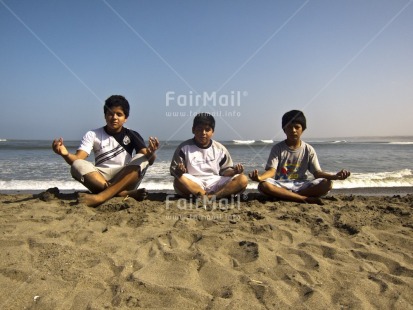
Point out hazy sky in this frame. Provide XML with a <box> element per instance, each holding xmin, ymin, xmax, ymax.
<box><xmin>1</xmin><ymin>0</ymin><xmax>412</xmax><ymax>141</ymax></box>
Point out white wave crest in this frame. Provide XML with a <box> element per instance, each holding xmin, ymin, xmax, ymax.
<box><xmin>233</xmin><ymin>140</ymin><xmax>255</xmax><ymax>144</ymax></box>
<box><xmin>388</xmin><ymin>141</ymin><xmax>413</xmax><ymax>145</ymax></box>
<box><xmin>333</xmin><ymin>169</ymin><xmax>413</xmax><ymax>189</ymax></box>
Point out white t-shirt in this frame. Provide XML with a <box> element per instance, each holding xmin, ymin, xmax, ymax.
<box><xmin>170</xmin><ymin>139</ymin><xmax>234</xmax><ymax>177</ymax></box>
<box><xmin>78</xmin><ymin>126</ymin><xmax>146</xmax><ymax>168</ymax></box>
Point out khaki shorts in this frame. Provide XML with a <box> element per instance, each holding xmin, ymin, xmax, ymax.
<box><xmin>71</xmin><ymin>153</ymin><xmax>149</xmax><ymax>187</ymax></box>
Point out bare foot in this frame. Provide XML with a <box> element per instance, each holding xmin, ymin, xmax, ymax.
<box><xmin>78</xmin><ymin>192</ymin><xmax>105</xmax><ymax>208</ymax></box>
<box><xmin>304</xmin><ymin>197</ymin><xmax>324</xmax><ymax>205</ymax></box>
<box><xmin>124</xmin><ymin>188</ymin><xmax>148</xmax><ymax>202</ymax></box>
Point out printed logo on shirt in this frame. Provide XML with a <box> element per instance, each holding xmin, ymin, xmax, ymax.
<box><xmin>279</xmin><ymin>161</ymin><xmax>300</xmax><ymax>180</ymax></box>
<box><xmin>190</xmin><ymin>154</ymin><xmax>216</xmax><ymax>165</ymax></box>
<box><xmin>123</xmin><ymin>135</ymin><xmax>131</xmax><ymax>145</ymax></box>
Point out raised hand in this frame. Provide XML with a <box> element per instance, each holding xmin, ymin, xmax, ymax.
<box><xmin>233</xmin><ymin>163</ymin><xmax>244</xmax><ymax>174</ymax></box>
<box><xmin>52</xmin><ymin>138</ymin><xmax>68</xmax><ymax>156</ymax></box>
<box><xmin>148</xmin><ymin>137</ymin><xmax>159</xmax><ymax>153</ymax></box>
<box><xmin>176</xmin><ymin>163</ymin><xmax>186</xmax><ymax>174</ymax></box>
<box><xmin>336</xmin><ymin>169</ymin><xmax>351</xmax><ymax>180</ymax></box>
<box><xmin>248</xmin><ymin>169</ymin><xmax>261</xmax><ymax>182</ymax></box>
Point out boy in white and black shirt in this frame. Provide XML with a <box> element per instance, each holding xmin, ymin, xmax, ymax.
<box><xmin>77</xmin><ymin>126</ymin><xmax>146</xmax><ymax>168</ymax></box>
<box><xmin>52</xmin><ymin>95</ymin><xmax>159</xmax><ymax>207</ymax></box>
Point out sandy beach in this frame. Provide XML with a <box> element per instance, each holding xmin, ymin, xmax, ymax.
<box><xmin>1</xmin><ymin>188</ymin><xmax>412</xmax><ymax>309</ymax></box>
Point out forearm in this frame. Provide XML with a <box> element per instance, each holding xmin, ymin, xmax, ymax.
<box><xmin>142</xmin><ymin>148</ymin><xmax>156</xmax><ymax>165</ymax></box>
<box><xmin>249</xmin><ymin>168</ymin><xmax>275</xmax><ymax>183</ymax></box>
<box><xmin>315</xmin><ymin>169</ymin><xmax>351</xmax><ymax>180</ymax></box>
<box><xmin>221</xmin><ymin>168</ymin><xmax>236</xmax><ymax>177</ymax></box>
<box><xmin>53</xmin><ymin>138</ymin><xmax>87</xmax><ymax>165</ymax></box>
<box><xmin>61</xmin><ymin>153</ymin><xmax>79</xmax><ymax>165</ymax></box>
<box><xmin>313</xmin><ymin>170</ymin><xmax>337</xmax><ymax>180</ymax></box>
<box><xmin>58</xmin><ymin>149</ymin><xmax>88</xmax><ymax>166</ymax></box>
<box><xmin>148</xmin><ymin>152</ymin><xmax>156</xmax><ymax>165</ymax></box>
<box><xmin>258</xmin><ymin>169</ymin><xmax>276</xmax><ymax>181</ymax></box>
<box><xmin>221</xmin><ymin>163</ymin><xmax>245</xmax><ymax>177</ymax></box>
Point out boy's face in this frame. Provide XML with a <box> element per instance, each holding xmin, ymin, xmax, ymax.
<box><xmin>105</xmin><ymin>106</ymin><xmax>127</xmax><ymax>133</ymax></box>
<box><xmin>192</xmin><ymin>124</ymin><xmax>214</xmax><ymax>147</ymax></box>
<box><xmin>283</xmin><ymin>122</ymin><xmax>303</xmax><ymax>143</ymax></box>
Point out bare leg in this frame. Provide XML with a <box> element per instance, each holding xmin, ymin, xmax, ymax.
<box><xmin>119</xmin><ymin>188</ymin><xmax>148</xmax><ymax>201</ymax></box>
<box><xmin>259</xmin><ymin>181</ymin><xmax>323</xmax><ymax>205</ymax></box>
<box><xmin>78</xmin><ymin>166</ymin><xmax>141</xmax><ymax>207</ymax></box>
<box><xmin>79</xmin><ymin>171</ymin><xmax>109</xmax><ymax>194</ymax></box>
<box><xmin>298</xmin><ymin>179</ymin><xmax>332</xmax><ymax>197</ymax></box>
<box><xmin>173</xmin><ymin>176</ymin><xmax>206</xmax><ymax>198</ymax></box>
<box><xmin>213</xmin><ymin>174</ymin><xmax>248</xmax><ymax>199</ymax></box>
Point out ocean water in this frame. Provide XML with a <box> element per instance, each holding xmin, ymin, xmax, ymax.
<box><xmin>0</xmin><ymin>137</ymin><xmax>412</xmax><ymax>192</ymax></box>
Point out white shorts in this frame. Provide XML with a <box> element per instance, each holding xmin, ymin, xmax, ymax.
<box><xmin>71</xmin><ymin>153</ymin><xmax>149</xmax><ymax>186</ymax></box>
<box><xmin>174</xmin><ymin>173</ymin><xmax>239</xmax><ymax>196</ymax></box>
<box><xmin>261</xmin><ymin>178</ymin><xmax>324</xmax><ymax>193</ymax></box>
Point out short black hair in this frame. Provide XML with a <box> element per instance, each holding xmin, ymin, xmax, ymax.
<box><xmin>104</xmin><ymin>95</ymin><xmax>130</xmax><ymax>118</ymax></box>
<box><xmin>282</xmin><ymin>110</ymin><xmax>307</xmax><ymax>130</ymax></box>
<box><xmin>193</xmin><ymin>113</ymin><xmax>215</xmax><ymax>130</ymax></box>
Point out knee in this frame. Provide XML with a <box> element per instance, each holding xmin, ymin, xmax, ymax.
<box><xmin>314</xmin><ymin>179</ymin><xmax>333</xmax><ymax>196</ymax></box>
<box><xmin>323</xmin><ymin>179</ymin><xmax>333</xmax><ymax>191</ymax></box>
<box><xmin>173</xmin><ymin>175</ymin><xmax>189</xmax><ymax>190</ymax></box>
<box><xmin>258</xmin><ymin>180</ymin><xmax>271</xmax><ymax>194</ymax></box>
<box><xmin>70</xmin><ymin>159</ymin><xmax>86</xmax><ymax>179</ymax></box>
<box><xmin>258</xmin><ymin>180</ymin><xmax>269</xmax><ymax>189</ymax></box>
<box><xmin>129</xmin><ymin>154</ymin><xmax>149</xmax><ymax>169</ymax></box>
<box><xmin>173</xmin><ymin>176</ymin><xmax>192</xmax><ymax>197</ymax></box>
<box><xmin>235</xmin><ymin>174</ymin><xmax>249</xmax><ymax>189</ymax></box>
<box><xmin>124</xmin><ymin>165</ymin><xmax>142</xmax><ymax>180</ymax></box>
<box><xmin>173</xmin><ymin>174</ymin><xmax>187</xmax><ymax>185</ymax></box>
<box><xmin>70</xmin><ymin>159</ymin><xmax>83</xmax><ymax>170</ymax></box>
<box><xmin>173</xmin><ymin>177</ymin><xmax>181</xmax><ymax>187</ymax></box>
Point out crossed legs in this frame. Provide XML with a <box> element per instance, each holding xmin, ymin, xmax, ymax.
<box><xmin>173</xmin><ymin>174</ymin><xmax>248</xmax><ymax>199</ymax></box>
<box><xmin>259</xmin><ymin>179</ymin><xmax>332</xmax><ymax>205</ymax></box>
<box><xmin>76</xmin><ymin>165</ymin><xmax>146</xmax><ymax>207</ymax></box>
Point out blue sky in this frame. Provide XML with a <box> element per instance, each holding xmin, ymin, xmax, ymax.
<box><xmin>1</xmin><ymin>0</ymin><xmax>412</xmax><ymax>141</ymax></box>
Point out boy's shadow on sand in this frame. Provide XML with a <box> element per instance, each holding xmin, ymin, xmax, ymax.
<box><xmin>2</xmin><ymin>188</ymin><xmax>185</xmax><ymax>206</ymax></box>
<box><xmin>2</xmin><ymin>187</ymin><xmax>286</xmax><ymax>207</ymax></box>
<box><xmin>2</xmin><ymin>187</ymin><xmax>79</xmax><ymax>204</ymax></box>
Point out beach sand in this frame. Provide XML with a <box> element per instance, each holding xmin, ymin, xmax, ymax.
<box><xmin>1</xmin><ymin>188</ymin><xmax>412</xmax><ymax>309</ymax></box>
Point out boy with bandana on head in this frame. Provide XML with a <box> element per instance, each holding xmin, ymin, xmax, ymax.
<box><xmin>249</xmin><ymin>110</ymin><xmax>350</xmax><ymax>204</ymax></box>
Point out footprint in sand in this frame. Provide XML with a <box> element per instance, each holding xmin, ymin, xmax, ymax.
<box><xmin>0</xmin><ymin>268</ymin><xmax>30</xmax><ymax>282</ymax></box>
<box><xmin>229</xmin><ymin>241</ymin><xmax>259</xmax><ymax>264</ymax></box>
<box><xmin>351</xmin><ymin>250</ymin><xmax>413</xmax><ymax>277</ymax></box>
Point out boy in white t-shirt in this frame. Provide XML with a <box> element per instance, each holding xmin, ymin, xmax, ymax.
<box><xmin>52</xmin><ymin>95</ymin><xmax>159</xmax><ymax>207</ymax></box>
<box><xmin>249</xmin><ymin>110</ymin><xmax>350</xmax><ymax>204</ymax></box>
<box><xmin>170</xmin><ymin>113</ymin><xmax>248</xmax><ymax>199</ymax></box>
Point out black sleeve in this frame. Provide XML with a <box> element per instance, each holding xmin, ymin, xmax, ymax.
<box><xmin>128</xmin><ymin>129</ymin><xmax>146</xmax><ymax>153</ymax></box>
